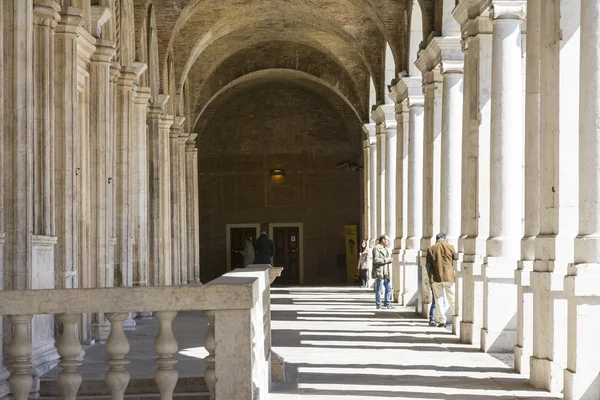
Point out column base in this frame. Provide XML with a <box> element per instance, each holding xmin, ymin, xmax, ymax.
<box><xmin>481</xmin><ymin>257</ymin><xmax>517</xmax><ymax>353</ymax></box>
<box><xmin>514</xmin><ymin>345</ymin><xmax>530</xmax><ymax>375</ymax></box>
<box><xmin>564</xmin><ymin>369</ymin><xmax>600</xmax><ymax>400</ymax></box>
<box><xmin>531</xmin><ymin>356</ymin><xmax>564</xmax><ymax>393</ymax></box>
<box><xmin>460</xmin><ymin>321</ymin><xmax>480</xmax><ymax>346</ymax></box>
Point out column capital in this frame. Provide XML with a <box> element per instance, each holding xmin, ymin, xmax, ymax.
<box><xmin>159</xmin><ymin>115</ymin><xmax>174</xmax><ymax>131</ymax></box>
<box><xmin>394</xmin><ymin>77</ymin><xmax>424</xmax><ymax>107</ymax></box>
<box><xmin>56</xmin><ymin>6</ymin><xmax>83</xmax><ymax>35</ymax></box>
<box><xmin>90</xmin><ymin>6</ymin><xmax>111</xmax><ymax>38</ymax></box>
<box><xmin>441</xmin><ymin>60</ymin><xmax>464</xmax><ymax>75</ymax></box>
<box><xmin>34</xmin><ymin>0</ymin><xmax>61</xmax><ymax>27</ymax></box>
<box><xmin>490</xmin><ymin>1</ymin><xmax>526</xmax><ymax>21</ymax></box>
<box><xmin>186</xmin><ymin>133</ymin><xmax>198</xmax><ymax>151</ymax></box>
<box><xmin>134</xmin><ymin>86</ymin><xmax>151</xmax><ymax>105</ymax></box>
<box><xmin>170</xmin><ymin>116</ymin><xmax>185</xmax><ymax>138</ymax></box>
<box><xmin>371</xmin><ymin>104</ymin><xmax>396</xmax><ymax>129</ymax></box>
<box><xmin>362</xmin><ymin>123</ymin><xmax>377</xmax><ymax>142</ymax></box>
<box><xmin>148</xmin><ymin>94</ymin><xmax>170</xmax><ymax>118</ymax></box>
<box><xmin>91</xmin><ymin>39</ymin><xmax>116</xmax><ymax>63</ymax></box>
<box><xmin>118</xmin><ymin>66</ymin><xmax>137</xmax><ymax>87</ymax></box>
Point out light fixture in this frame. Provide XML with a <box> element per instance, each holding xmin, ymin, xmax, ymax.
<box><xmin>269</xmin><ymin>169</ymin><xmax>286</xmax><ymax>177</ymax></box>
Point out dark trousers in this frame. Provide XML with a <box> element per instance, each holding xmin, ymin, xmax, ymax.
<box><xmin>429</xmin><ymin>287</ymin><xmax>436</xmax><ymax>322</ymax></box>
<box><xmin>360</xmin><ymin>269</ymin><xmax>369</xmax><ymax>287</ymax></box>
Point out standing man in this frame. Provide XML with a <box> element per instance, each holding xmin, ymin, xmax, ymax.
<box><xmin>426</xmin><ymin>232</ymin><xmax>458</xmax><ymax>327</ymax></box>
<box><xmin>255</xmin><ymin>230</ymin><xmax>275</xmax><ymax>265</ymax></box>
<box><xmin>372</xmin><ymin>234</ymin><xmax>393</xmax><ymax>309</ymax></box>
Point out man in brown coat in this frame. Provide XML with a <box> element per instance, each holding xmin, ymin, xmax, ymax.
<box><xmin>426</xmin><ymin>232</ymin><xmax>458</xmax><ymax>327</ymax></box>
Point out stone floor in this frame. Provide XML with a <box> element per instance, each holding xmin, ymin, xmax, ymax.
<box><xmin>269</xmin><ymin>286</ymin><xmax>561</xmax><ymax>400</ymax></box>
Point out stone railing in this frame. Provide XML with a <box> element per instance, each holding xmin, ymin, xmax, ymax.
<box><xmin>0</xmin><ymin>265</ymin><xmax>282</xmax><ymax>400</ymax></box>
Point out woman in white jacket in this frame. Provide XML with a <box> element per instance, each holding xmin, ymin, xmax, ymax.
<box><xmin>241</xmin><ymin>237</ymin><xmax>255</xmax><ymax>267</ymax></box>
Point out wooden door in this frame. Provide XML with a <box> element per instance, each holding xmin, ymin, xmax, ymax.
<box><xmin>273</xmin><ymin>226</ymin><xmax>300</xmax><ymax>285</ymax></box>
<box><xmin>230</xmin><ymin>227</ymin><xmax>256</xmax><ymax>270</ymax></box>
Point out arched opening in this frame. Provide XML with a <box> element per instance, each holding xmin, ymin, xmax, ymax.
<box><xmin>408</xmin><ymin>0</ymin><xmax>424</xmax><ymax>77</ymax></box>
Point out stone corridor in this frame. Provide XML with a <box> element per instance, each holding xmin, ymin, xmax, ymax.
<box><xmin>269</xmin><ymin>287</ymin><xmax>559</xmax><ymax>400</ymax></box>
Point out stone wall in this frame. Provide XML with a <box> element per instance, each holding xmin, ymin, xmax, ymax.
<box><xmin>197</xmin><ymin>83</ymin><xmax>362</xmax><ymax>283</ymax></box>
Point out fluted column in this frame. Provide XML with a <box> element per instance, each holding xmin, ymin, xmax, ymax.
<box><xmin>375</xmin><ymin>123</ymin><xmax>386</xmax><ymax>238</ymax></box>
<box><xmin>89</xmin><ymin>40</ymin><xmax>115</xmax><ymax>342</ymax></box>
<box><xmin>170</xmin><ymin>117</ymin><xmax>184</xmax><ymax>286</ymax></box>
<box><xmin>158</xmin><ymin>115</ymin><xmax>174</xmax><ymax>286</ymax></box>
<box><xmin>400</xmin><ymin>77</ymin><xmax>424</xmax><ymax>308</ymax></box>
<box><xmin>178</xmin><ymin>132</ymin><xmax>189</xmax><ymax>284</ymax></box>
<box><xmin>481</xmin><ymin>1</ymin><xmax>525</xmax><ymax>353</ymax></box>
<box><xmin>132</xmin><ymin>87</ymin><xmax>151</xmax><ymax>287</ymax></box>
<box><xmin>452</xmin><ymin>3</ymin><xmax>493</xmax><ymax>347</ymax></box>
<box><xmin>185</xmin><ymin>134</ymin><xmax>200</xmax><ymax>283</ymax></box>
<box><xmin>366</xmin><ymin>123</ymin><xmax>377</xmax><ymax>247</ymax></box>
<box><xmin>440</xmin><ymin>61</ymin><xmax>463</xmax><ymax>247</ymax></box>
<box><xmin>54</xmin><ymin>5</ymin><xmax>82</xmax><ymax>290</ymax></box>
<box><xmin>564</xmin><ymin>1</ymin><xmax>600</xmax><ymax>398</ymax></box>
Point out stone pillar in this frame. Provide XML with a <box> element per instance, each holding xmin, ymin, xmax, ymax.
<box><xmin>452</xmin><ymin>3</ymin><xmax>493</xmax><ymax>347</ymax></box>
<box><xmin>0</xmin><ymin>0</ymin><xmax>6</xmax><ymax>394</ymax></box>
<box><xmin>132</xmin><ymin>86</ymin><xmax>151</xmax><ymax>287</ymax></box>
<box><xmin>415</xmin><ymin>61</ymin><xmax>443</xmax><ymax>317</ymax></box>
<box><xmin>530</xmin><ymin>0</ymin><xmax>580</xmax><ymax>390</ymax></box>
<box><xmin>514</xmin><ymin>0</ymin><xmax>540</xmax><ymax>376</ymax></box>
<box><xmin>563</xmin><ymin>1</ymin><xmax>600</xmax><ymax>398</ymax></box>
<box><xmin>115</xmin><ymin>66</ymin><xmax>137</xmax><ymax>330</ymax></box>
<box><xmin>54</xmin><ymin>5</ymin><xmax>82</xmax><ymax>290</ymax></box>
<box><xmin>362</xmin><ymin>136</ymin><xmax>370</xmax><ymax>244</ymax></box>
<box><xmin>158</xmin><ymin>114</ymin><xmax>174</xmax><ymax>286</ymax></box>
<box><xmin>440</xmin><ymin>59</ymin><xmax>464</xmax><ymax>331</ymax></box>
<box><xmin>185</xmin><ymin>134</ymin><xmax>200</xmax><ymax>283</ymax></box>
<box><xmin>482</xmin><ymin>1</ymin><xmax>525</xmax><ymax>353</ymax></box>
<box><xmin>400</xmin><ymin>77</ymin><xmax>424</xmax><ymax>308</ymax></box>
<box><xmin>366</xmin><ymin>123</ymin><xmax>377</xmax><ymax>247</ymax></box>
<box><xmin>89</xmin><ymin>40</ymin><xmax>115</xmax><ymax>341</ymax></box>
<box><xmin>178</xmin><ymin>132</ymin><xmax>189</xmax><ymax>284</ymax></box>
<box><xmin>170</xmin><ymin>117</ymin><xmax>184</xmax><ymax>286</ymax></box>
<box><xmin>375</xmin><ymin>121</ymin><xmax>386</xmax><ymax>238</ymax></box>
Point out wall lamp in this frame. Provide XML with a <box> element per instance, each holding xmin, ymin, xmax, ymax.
<box><xmin>269</xmin><ymin>169</ymin><xmax>286</xmax><ymax>177</ymax></box>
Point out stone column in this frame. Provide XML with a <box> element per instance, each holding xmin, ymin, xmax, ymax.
<box><xmin>482</xmin><ymin>1</ymin><xmax>526</xmax><ymax>353</ymax></box>
<box><xmin>440</xmin><ymin>61</ymin><xmax>463</xmax><ymax>247</ymax></box>
<box><xmin>132</xmin><ymin>87</ymin><xmax>151</xmax><ymax>288</ymax></box>
<box><xmin>440</xmin><ymin>58</ymin><xmax>464</xmax><ymax>331</ymax></box>
<box><xmin>375</xmin><ymin>121</ymin><xmax>386</xmax><ymax>238</ymax></box>
<box><xmin>54</xmin><ymin>5</ymin><xmax>82</xmax><ymax>290</ymax></box>
<box><xmin>530</xmin><ymin>0</ymin><xmax>580</xmax><ymax>390</ymax></box>
<box><xmin>365</xmin><ymin>123</ymin><xmax>377</xmax><ymax>247</ymax></box>
<box><xmin>178</xmin><ymin>132</ymin><xmax>189</xmax><ymax>284</ymax></box>
<box><xmin>563</xmin><ymin>1</ymin><xmax>600</xmax><ymax>398</ymax></box>
<box><xmin>400</xmin><ymin>77</ymin><xmax>424</xmax><ymax>308</ymax></box>
<box><xmin>0</xmin><ymin>0</ymin><xmax>6</xmax><ymax>392</ymax></box>
<box><xmin>514</xmin><ymin>0</ymin><xmax>540</xmax><ymax>376</ymax></box>
<box><xmin>185</xmin><ymin>134</ymin><xmax>200</xmax><ymax>283</ymax></box>
<box><xmin>159</xmin><ymin>115</ymin><xmax>174</xmax><ymax>286</ymax></box>
<box><xmin>170</xmin><ymin>117</ymin><xmax>184</xmax><ymax>286</ymax></box>
<box><xmin>362</xmin><ymin>136</ymin><xmax>370</xmax><ymax>243</ymax></box>
<box><xmin>415</xmin><ymin>61</ymin><xmax>443</xmax><ymax>318</ymax></box>
<box><xmin>89</xmin><ymin>40</ymin><xmax>115</xmax><ymax>341</ymax></box>
<box><xmin>452</xmin><ymin>3</ymin><xmax>493</xmax><ymax>347</ymax></box>
<box><xmin>146</xmin><ymin>98</ymin><xmax>168</xmax><ymax>286</ymax></box>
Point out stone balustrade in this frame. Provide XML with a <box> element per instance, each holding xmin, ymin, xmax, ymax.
<box><xmin>0</xmin><ymin>265</ymin><xmax>282</xmax><ymax>400</ymax></box>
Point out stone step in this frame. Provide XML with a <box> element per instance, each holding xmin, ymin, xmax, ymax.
<box><xmin>39</xmin><ymin>377</ymin><xmax>208</xmax><ymax>398</ymax></box>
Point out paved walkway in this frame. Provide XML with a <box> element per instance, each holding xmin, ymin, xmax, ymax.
<box><xmin>269</xmin><ymin>286</ymin><xmax>560</xmax><ymax>400</ymax></box>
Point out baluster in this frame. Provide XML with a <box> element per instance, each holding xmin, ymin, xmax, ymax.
<box><xmin>57</xmin><ymin>313</ymin><xmax>83</xmax><ymax>400</ymax></box>
<box><xmin>154</xmin><ymin>311</ymin><xmax>178</xmax><ymax>399</ymax></box>
<box><xmin>203</xmin><ymin>311</ymin><xmax>216</xmax><ymax>400</ymax></box>
<box><xmin>7</xmin><ymin>315</ymin><xmax>33</xmax><ymax>400</ymax></box>
<box><xmin>105</xmin><ymin>313</ymin><xmax>130</xmax><ymax>400</ymax></box>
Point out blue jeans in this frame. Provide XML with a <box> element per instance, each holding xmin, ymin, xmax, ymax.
<box><xmin>375</xmin><ymin>278</ymin><xmax>391</xmax><ymax>307</ymax></box>
<box><xmin>429</xmin><ymin>287</ymin><xmax>436</xmax><ymax>322</ymax></box>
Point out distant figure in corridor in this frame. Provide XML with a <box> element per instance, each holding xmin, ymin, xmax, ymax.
<box><xmin>255</xmin><ymin>231</ymin><xmax>275</xmax><ymax>265</ymax></box>
<box><xmin>372</xmin><ymin>234</ymin><xmax>393</xmax><ymax>309</ymax></box>
<box><xmin>240</xmin><ymin>237</ymin><xmax>255</xmax><ymax>267</ymax></box>
<box><xmin>426</xmin><ymin>232</ymin><xmax>458</xmax><ymax>328</ymax></box>
<box><xmin>357</xmin><ymin>240</ymin><xmax>371</xmax><ymax>288</ymax></box>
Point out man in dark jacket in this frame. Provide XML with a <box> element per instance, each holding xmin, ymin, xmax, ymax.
<box><xmin>426</xmin><ymin>232</ymin><xmax>458</xmax><ymax>327</ymax></box>
<box><xmin>254</xmin><ymin>231</ymin><xmax>275</xmax><ymax>265</ymax></box>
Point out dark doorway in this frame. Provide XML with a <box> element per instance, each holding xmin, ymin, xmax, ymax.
<box><xmin>273</xmin><ymin>226</ymin><xmax>300</xmax><ymax>285</ymax></box>
<box><xmin>230</xmin><ymin>227</ymin><xmax>256</xmax><ymax>270</ymax></box>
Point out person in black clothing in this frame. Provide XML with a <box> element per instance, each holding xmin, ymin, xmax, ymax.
<box><xmin>255</xmin><ymin>231</ymin><xmax>275</xmax><ymax>264</ymax></box>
